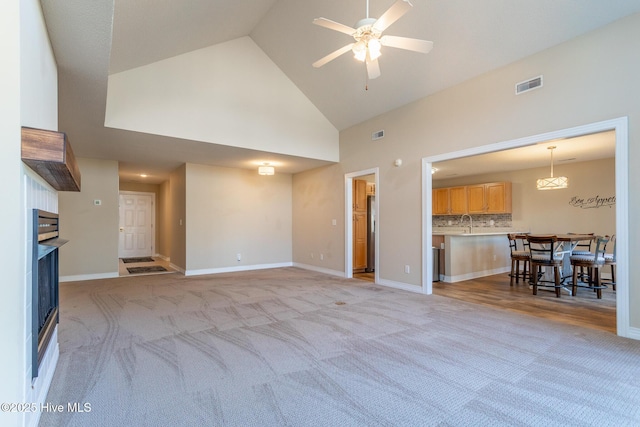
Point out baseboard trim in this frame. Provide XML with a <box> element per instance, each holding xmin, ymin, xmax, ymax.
<box><xmin>185</xmin><ymin>262</ymin><xmax>293</xmax><ymax>276</ymax></box>
<box><xmin>292</xmin><ymin>263</ymin><xmax>345</xmax><ymax>278</ymax></box>
<box><xmin>443</xmin><ymin>267</ymin><xmax>510</xmax><ymax>283</ymax></box>
<box><xmin>626</xmin><ymin>326</ymin><xmax>640</xmax><ymax>341</ymax></box>
<box><xmin>376</xmin><ymin>278</ymin><xmax>423</xmax><ymax>293</ymax></box>
<box><xmin>60</xmin><ymin>272</ymin><xmax>119</xmax><ymax>282</ymax></box>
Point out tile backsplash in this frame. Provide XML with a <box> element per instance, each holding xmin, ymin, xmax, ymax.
<box><xmin>432</xmin><ymin>213</ymin><xmax>512</xmax><ymax>228</ymax></box>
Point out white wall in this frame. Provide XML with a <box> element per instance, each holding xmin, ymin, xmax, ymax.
<box><xmin>105</xmin><ymin>36</ymin><xmax>339</xmax><ymax>162</ymax></box>
<box><xmin>185</xmin><ymin>163</ymin><xmax>293</xmax><ymax>274</ymax></box>
<box><xmin>0</xmin><ymin>1</ymin><xmax>24</xmax><ymax>425</ymax></box>
<box><xmin>59</xmin><ymin>158</ymin><xmax>120</xmax><ymax>281</ymax></box>
<box><xmin>0</xmin><ymin>1</ymin><xmax>61</xmax><ymax>426</ymax></box>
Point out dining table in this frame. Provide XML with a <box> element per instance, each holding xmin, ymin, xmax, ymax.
<box><xmin>519</xmin><ymin>233</ymin><xmax>596</xmax><ymax>294</ymax></box>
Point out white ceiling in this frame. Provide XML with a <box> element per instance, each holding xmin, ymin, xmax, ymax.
<box><xmin>39</xmin><ymin>0</ymin><xmax>639</xmax><ymax>184</ymax></box>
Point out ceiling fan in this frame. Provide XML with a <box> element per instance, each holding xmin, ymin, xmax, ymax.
<box><xmin>312</xmin><ymin>0</ymin><xmax>433</xmax><ymax>80</ymax></box>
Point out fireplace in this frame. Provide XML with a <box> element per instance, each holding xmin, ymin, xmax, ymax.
<box><xmin>32</xmin><ymin>209</ymin><xmax>67</xmax><ymax>378</ymax></box>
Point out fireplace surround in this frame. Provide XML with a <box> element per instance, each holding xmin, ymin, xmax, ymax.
<box><xmin>32</xmin><ymin>209</ymin><xmax>67</xmax><ymax>378</ymax></box>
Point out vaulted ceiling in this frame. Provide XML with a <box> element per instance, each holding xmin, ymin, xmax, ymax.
<box><xmin>39</xmin><ymin>0</ymin><xmax>640</xmax><ymax>183</ymax></box>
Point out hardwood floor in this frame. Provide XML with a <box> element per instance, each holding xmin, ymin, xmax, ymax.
<box><xmin>433</xmin><ymin>272</ymin><xmax>617</xmax><ymax>334</ymax></box>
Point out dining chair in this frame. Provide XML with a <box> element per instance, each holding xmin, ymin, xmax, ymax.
<box><xmin>567</xmin><ymin>232</ymin><xmax>595</xmax><ymax>282</ymax></box>
<box><xmin>567</xmin><ymin>232</ymin><xmax>595</xmax><ymax>255</ymax></box>
<box><xmin>570</xmin><ymin>235</ymin><xmax>609</xmax><ymax>299</ymax></box>
<box><xmin>527</xmin><ymin>235</ymin><xmax>564</xmax><ymax>297</ymax></box>
<box><xmin>508</xmin><ymin>233</ymin><xmax>530</xmax><ymax>286</ymax></box>
<box><xmin>603</xmin><ymin>234</ymin><xmax>616</xmax><ymax>291</ymax></box>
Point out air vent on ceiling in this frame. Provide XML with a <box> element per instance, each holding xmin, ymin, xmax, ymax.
<box><xmin>515</xmin><ymin>75</ymin><xmax>543</xmax><ymax>95</ymax></box>
<box><xmin>372</xmin><ymin>130</ymin><xmax>385</xmax><ymax>140</ymax></box>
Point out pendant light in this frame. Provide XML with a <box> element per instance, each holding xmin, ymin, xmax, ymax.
<box><xmin>536</xmin><ymin>146</ymin><xmax>568</xmax><ymax>190</ymax></box>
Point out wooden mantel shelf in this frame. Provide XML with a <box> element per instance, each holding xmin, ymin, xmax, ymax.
<box><xmin>21</xmin><ymin>127</ymin><xmax>81</xmax><ymax>192</ymax></box>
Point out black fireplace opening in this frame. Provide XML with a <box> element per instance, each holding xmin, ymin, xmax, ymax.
<box><xmin>32</xmin><ymin>209</ymin><xmax>66</xmax><ymax>379</ymax></box>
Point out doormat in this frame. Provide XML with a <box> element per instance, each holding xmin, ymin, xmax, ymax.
<box><xmin>127</xmin><ymin>266</ymin><xmax>167</xmax><ymax>274</ymax></box>
<box><xmin>121</xmin><ymin>257</ymin><xmax>155</xmax><ymax>264</ymax></box>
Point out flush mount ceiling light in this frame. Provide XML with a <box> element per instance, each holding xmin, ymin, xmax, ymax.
<box><xmin>258</xmin><ymin>163</ymin><xmax>275</xmax><ymax>176</ymax></box>
<box><xmin>312</xmin><ymin>0</ymin><xmax>433</xmax><ymax>81</ymax></box>
<box><xmin>537</xmin><ymin>146</ymin><xmax>568</xmax><ymax>190</ymax></box>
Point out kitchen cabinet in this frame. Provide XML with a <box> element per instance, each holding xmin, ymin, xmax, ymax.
<box><xmin>432</xmin><ymin>186</ymin><xmax>466</xmax><ymax>215</ymax></box>
<box><xmin>353</xmin><ymin>179</ymin><xmax>367</xmax><ymax>212</ymax></box>
<box><xmin>449</xmin><ymin>187</ymin><xmax>467</xmax><ymax>214</ymax></box>
<box><xmin>467</xmin><ymin>182</ymin><xmax>512</xmax><ymax>214</ymax></box>
<box><xmin>353</xmin><ymin>211</ymin><xmax>368</xmax><ymax>271</ymax></box>
<box><xmin>433</xmin><ymin>181</ymin><xmax>511</xmax><ymax>215</ymax></box>
<box><xmin>366</xmin><ymin>182</ymin><xmax>376</xmax><ymax>196</ymax></box>
<box><xmin>432</xmin><ymin>188</ymin><xmax>450</xmax><ymax>215</ymax></box>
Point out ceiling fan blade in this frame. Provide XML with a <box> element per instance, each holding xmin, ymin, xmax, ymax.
<box><xmin>312</xmin><ymin>43</ymin><xmax>355</xmax><ymax>68</ymax></box>
<box><xmin>373</xmin><ymin>0</ymin><xmax>413</xmax><ymax>32</ymax></box>
<box><xmin>380</xmin><ymin>35</ymin><xmax>433</xmax><ymax>53</ymax></box>
<box><xmin>312</xmin><ymin>18</ymin><xmax>357</xmax><ymax>36</ymax></box>
<box><xmin>366</xmin><ymin>54</ymin><xmax>381</xmax><ymax>80</ymax></box>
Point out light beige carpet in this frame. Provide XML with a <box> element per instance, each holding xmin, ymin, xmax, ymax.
<box><xmin>40</xmin><ymin>268</ymin><xmax>640</xmax><ymax>426</ymax></box>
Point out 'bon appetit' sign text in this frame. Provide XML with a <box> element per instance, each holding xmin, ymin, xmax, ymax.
<box><xmin>569</xmin><ymin>195</ymin><xmax>616</xmax><ymax>209</ymax></box>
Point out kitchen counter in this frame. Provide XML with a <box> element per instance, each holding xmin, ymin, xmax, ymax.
<box><xmin>432</xmin><ymin>229</ymin><xmax>527</xmax><ymax>283</ymax></box>
<box><xmin>432</xmin><ymin>228</ymin><xmax>525</xmax><ymax>236</ymax></box>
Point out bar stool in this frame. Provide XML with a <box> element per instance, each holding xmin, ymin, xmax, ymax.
<box><xmin>570</xmin><ymin>236</ymin><xmax>608</xmax><ymax>299</ymax></box>
<box><xmin>527</xmin><ymin>235</ymin><xmax>564</xmax><ymax>298</ymax></box>
<box><xmin>508</xmin><ymin>233</ymin><xmax>530</xmax><ymax>286</ymax></box>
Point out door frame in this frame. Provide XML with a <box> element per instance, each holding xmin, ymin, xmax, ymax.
<box><xmin>118</xmin><ymin>190</ymin><xmax>156</xmax><ymax>258</ymax></box>
<box><xmin>421</xmin><ymin>117</ymin><xmax>630</xmax><ymax>338</ymax></box>
<box><xmin>345</xmin><ymin>168</ymin><xmax>379</xmax><ymax>282</ymax></box>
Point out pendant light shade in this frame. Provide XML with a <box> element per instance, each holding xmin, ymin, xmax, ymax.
<box><xmin>537</xmin><ymin>146</ymin><xmax>568</xmax><ymax>190</ymax></box>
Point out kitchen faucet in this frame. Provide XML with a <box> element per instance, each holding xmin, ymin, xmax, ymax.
<box><xmin>460</xmin><ymin>214</ymin><xmax>473</xmax><ymax>233</ymax></box>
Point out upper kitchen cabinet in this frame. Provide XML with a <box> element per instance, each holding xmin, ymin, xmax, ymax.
<box><xmin>449</xmin><ymin>187</ymin><xmax>468</xmax><ymax>215</ymax></box>
<box><xmin>432</xmin><ymin>186</ymin><xmax>466</xmax><ymax>215</ymax></box>
<box><xmin>467</xmin><ymin>182</ymin><xmax>512</xmax><ymax>214</ymax></box>
<box><xmin>432</xmin><ymin>188</ymin><xmax>450</xmax><ymax>215</ymax></box>
<box><xmin>433</xmin><ymin>182</ymin><xmax>511</xmax><ymax>215</ymax></box>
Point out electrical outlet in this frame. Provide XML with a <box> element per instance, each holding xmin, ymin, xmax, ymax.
<box><xmin>311</xmin><ymin>253</ymin><xmax>314</xmax><ymax>259</ymax></box>
<box><xmin>404</xmin><ymin>265</ymin><xmax>410</xmax><ymax>274</ymax></box>
<box><xmin>320</xmin><ymin>254</ymin><xmax>324</xmax><ymax>261</ymax></box>
<box><xmin>237</xmin><ymin>253</ymin><xmax>242</xmax><ymax>261</ymax></box>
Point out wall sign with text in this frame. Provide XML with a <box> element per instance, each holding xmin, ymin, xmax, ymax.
<box><xmin>569</xmin><ymin>195</ymin><xmax>616</xmax><ymax>209</ymax></box>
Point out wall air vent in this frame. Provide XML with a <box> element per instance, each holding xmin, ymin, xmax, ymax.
<box><xmin>372</xmin><ymin>130</ymin><xmax>385</xmax><ymax>140</ymax></box>
<box><xmin>515</xmin><ymin>75</ymin><xmax>543</xmax><ymax>95</ymax></box>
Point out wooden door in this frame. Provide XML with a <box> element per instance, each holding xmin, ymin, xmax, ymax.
<box><xmin>119</xmin><ymin>193</ymin><xmax>153</xmax><ymax>258</ymax></box>
<box><xmin>467</xmin><ymin>184</ymin><xmax>486</xmax><ymax>213</ymax></box>
<box><xmin>449</xmin><ymin>186</ymin><xmax>468</xmax><ymax>214</ymax></box>
<box><xmin>432</xmin><ymin>188</ymin><xmax>449</xmax><ymax>215</ymax></box>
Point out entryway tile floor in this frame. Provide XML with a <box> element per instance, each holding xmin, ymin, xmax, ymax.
<box><xmin>118</xmin><ymin>257</ymin><xmax>177</xmax><ymax>277</ymax></box>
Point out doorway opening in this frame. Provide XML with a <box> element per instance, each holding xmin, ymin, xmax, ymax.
<box><xmin>422</xmin><ymin>117</ymin><xmax>629</xmax><ymax>338</ymax></box>
<box><xmin>345</xmin><ymin>168</ymin><xmax>379</xmax><ymax>283</ymax></box>
<box><xmin>118</xmin><ymin>191</ymin><xmax>171</xmax><ymax>276</ymax></box>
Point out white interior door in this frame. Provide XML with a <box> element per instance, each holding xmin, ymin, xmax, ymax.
<box><xmin>119</xmin><ymin>193</ymin><xmax>154</xmax><ymax>258</ymax></box>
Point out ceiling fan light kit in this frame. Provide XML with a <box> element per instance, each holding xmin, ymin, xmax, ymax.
<box><xmin>312</xmin><ymin>0</ymin><xmax>433</xmax><ymax>81</ymax></box>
